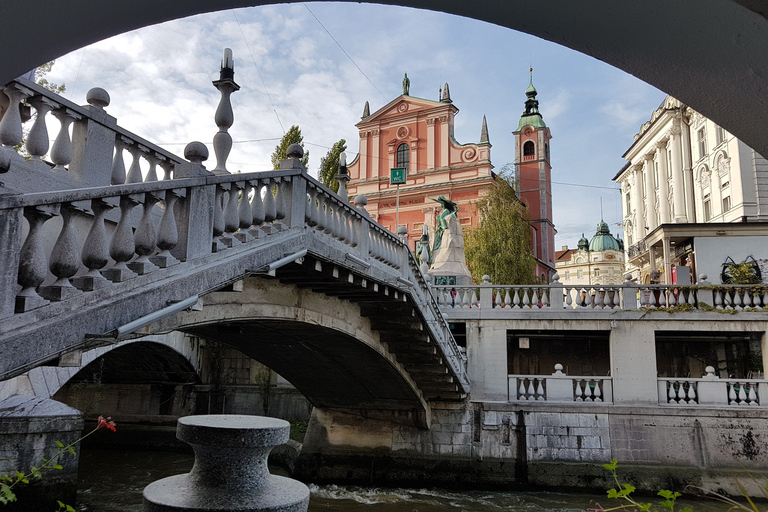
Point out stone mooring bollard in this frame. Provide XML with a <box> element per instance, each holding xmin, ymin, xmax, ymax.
<box><xmin>143</xmin><ymin>415</ymin><xmax>309</xmax><ymax>512</ymax></box>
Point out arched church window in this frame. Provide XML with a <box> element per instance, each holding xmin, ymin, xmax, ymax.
<box><xmin>396</xmin><ymin>143</ymin><xmax>410</xmax><ymax>171</ymax></box>
<box><xmin>523</xmin><ymin>141</ymin><xmax>535</xmax><ymax>157</ymax></box>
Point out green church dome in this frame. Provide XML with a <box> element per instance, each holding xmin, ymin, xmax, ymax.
<box><xmin>589</xmin><ymin>221</ymin><xmax>623</xmax><ymax>252</ymax></box>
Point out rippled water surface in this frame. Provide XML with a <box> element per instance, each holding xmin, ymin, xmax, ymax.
<box><xmin>75</xmin><ymin>448</ymin><xmax>720</xmax><ymax>512</ymax></box>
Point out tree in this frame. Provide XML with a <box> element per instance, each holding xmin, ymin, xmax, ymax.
<box><xmin>270</xmin><ymin>125</ymin><xmax>309</xmax><ymax>170</ymax></box>
<box><xmin>464</xmin><ymin>171</ymin><xmax>536</xmax><ymax>285</ymax></box>
<box><xmin>318</xmin><ymin>139</ymin><xmax>347</xmax><ymax>193</ymax></box>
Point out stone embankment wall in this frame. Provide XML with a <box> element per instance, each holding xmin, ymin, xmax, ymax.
<box><xmin>296</xmin><ymin>401</ymin><xmax>768</xmax><ymax>495</ymax></box>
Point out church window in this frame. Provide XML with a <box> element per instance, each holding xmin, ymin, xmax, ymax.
<box><xmin>697</xmin><ymin>128</ymin><xmax>707</xmax><ymax>159</ymax></box>
<box><xmin>396</xmin><ymin>143</ymin><xmax>410</xmax><ymax>171</ymax></box>
<box><xmin>523</xmin><ymin>140</ymin><xmax>535</xmax><ymax>157</ymax></box>
<box><xmin>545</xmin><ymin>143</ymin><xmax>550</xmax><ymax>159</ymax></box>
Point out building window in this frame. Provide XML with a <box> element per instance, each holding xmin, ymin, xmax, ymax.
<box><xmin>545</xmin><ymin>143</ymin><xmax>549</xmax><ymax>159</ymax></box>
<box><xmin>721</xmin><ymin>181</ymin><xmax>729</xmax><ymax>189</ymax></box>
<box><xmin>577</xmin><ymin>270</ymin><xmax>583</xmax><ymax>278</ymax></box>
<box><xmin>723</xmin><ymin>196</ymin><xmax>731</xmax><ymax>212</ymax></box>
<box><xmin>715</xmin><ymin>125</ymin><xmax>726</xmax><ymax>145</ymax></box>
<box><xmin>697</xmin><ymin>128</ymin><xmax>707</xmax><ymax>159</ymax></box>
<box><xmin>564</xmin><ymin>271</ymin><xmax>570</xmax><ymax>280</ymax></box>
<box><xmin>703</xmin><ymin>195</ymin><xmax>712</xmax><ymax>221</ymax></box>
<box><xmin>625</xmin><ymin>193</ymin><xmax>631</xmax><ymax>213</ymax></box>
<box><xmin>595</xmin><ymin>269</ymin><xmax>600</xmax><ymax>277</ymax></box>
<box><xmin>396</xmin><ymin>143</ymin><xmax>410</xmax><ymax>171</ymax></box>
<box><xmin>523</xmin><ymin>140</ymin><xmax>535</xmax><ymax>157</ymax></box>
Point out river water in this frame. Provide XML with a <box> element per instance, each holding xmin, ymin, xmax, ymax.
<box><xmin>74</xmin><ymin>448</ymin><xmax>718</xmax><ymax>512</ymax></box>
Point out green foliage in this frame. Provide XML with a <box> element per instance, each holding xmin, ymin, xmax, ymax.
<box><xmin>318</xmin><ymin>139</ymin><xmax>347</xmax><ymax>193</ymax></box>
<box><xmin>270</xmin><ymin>125</ymin><xmax>309</xmax><ymax>170</ymax></box>
<box><xmin>34</xmin><ymin>61</ymin><xmax>66</xmax><ymax>95</ymax></box>
<box><xmin>290</xmin><ymin>420</ymin><xmax>308</xmax><ymax>442</ymax></box>
<box><xmin>727</xmin><ymin>261</ymin><xmax>762</xmax><ymax>285</ymax></box>
<box><xmin>592</xmin><ymin>459</ymin><xmax>691</xmax><ymax>512</ymax></box>
<box><xmin>464</xmin><ymin>172</ymin><xmax>536</xmax><ymax>285</ymax></box>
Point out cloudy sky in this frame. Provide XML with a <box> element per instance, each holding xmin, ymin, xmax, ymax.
<box><xmin>42</xmin><ymin>2</ymin><xmax>666</xmax><ymax>249</ymax></box>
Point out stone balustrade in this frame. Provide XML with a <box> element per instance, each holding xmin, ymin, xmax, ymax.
<box><xmin>433</xmin><ymin>275</ymin><xmax>768</xmax><ymax>313</ymax></box>
<box><xmin>0</xmin><ymin>78</ymin><xmax>184</xmax><ymax>188</ymax></box>
<box><xmin>508</xmin><ymin>364</ymin><xmax>613</xmax><ymax>403</ymax></box>
<box><xmin>659</xmin><ymin>366</ymin><xmax>763</xmax><ymax>407</ymax></box>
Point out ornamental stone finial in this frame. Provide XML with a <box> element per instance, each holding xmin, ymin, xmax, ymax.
<box><xmin>86</xmin><ymin>87</ymin><xmax>110</xmax><ymax>109</ymax></box>
<box><xmin>184</xmin><ymin>141</ymin><xmax>209</xmax><ymax>164</ymax></box>
<box><xmin>362</xmin><ymin>101</ymin><xmax>370</xmax><ymax>119</ymax></box>
<box><xmin>286</xmin><ymin>143</ymin><xmax>304</xmax><ymax>160</ymax></box>
<box><xmin>212</xmin><ymin>47</ymin><xmax>240</xmax><ymax>175</ymax></box>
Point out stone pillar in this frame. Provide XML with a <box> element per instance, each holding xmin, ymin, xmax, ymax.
<box><xmin>358</xmin><ymin>131</ymin><xmax>368</xmax><ymax>179</ymax></box>
<box><xmin>609</xmin><ymin>321</ymin><xmax>658</xmax><ymax>404</ymax></box>
<box><xmin>631</xmin><ymin>164</ymin><xmax>645</xmax><ymax>242</ymax></box>
<box><xmin>670</xmin><ymin>122</ymin><xmax>688</xmax><ymax>222</ymax></box>
<box><xmin>662</xmin><ymin>237</ymin><xmax>672</xmax><ymax>285</ymax></box>
<box><xmin>0</xmin><ymin>207</ymin><xmax>22</xmax><ymax>320</ymax></box>
<box><xmin>681</xmin><ymin>120</ymin><xmax>696</xmax><ymax>222</ymax></box>
<box><xmin>371</xmin><ymin>129</ymin><xmax>380</xmax><ymax>178</ymax></box>
<box><xmin>655</xmin><ymin>140</ymin><xmax>671</xmax><ymax>224</ymax></box>
<box><xmin>426</xmin><ymin>118</ymin><xmax>436</xmax><ymax>169</ymax></box>
<box><xmin>466</xmin><ymin>320</ymin><xmax>508</xmax><ymax>401</ymax></box>
<box><xmin>70</xmin><ymin>88</ymin><xmax>118</xmax><ymax>186</ymax></box>
<box><xmin>144</xmin><ymin>415</ymin><xmax>309</xmax><ymax>512</ymax></box>
<box><xmin>644</xmin><ymin>154</ymin><xmax>656</xmax><ymax>231</ymax></box>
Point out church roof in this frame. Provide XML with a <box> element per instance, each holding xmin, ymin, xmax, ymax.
<box><xmin>588</xmin><ymin>221</ymin><xmax>623</xmax><ymax>252</ymax></box>
<box><xmin>516</xmin><ymin>69</ymin><xmax>546</xmax><ymax>131</ymax></box>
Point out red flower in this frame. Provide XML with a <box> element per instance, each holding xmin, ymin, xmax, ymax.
<box><xmin>97</xmin><ymin>415</ymin><xmax>117</xmax><ymax>432</ymax></box>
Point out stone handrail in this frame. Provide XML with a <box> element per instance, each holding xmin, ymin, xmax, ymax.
<box><xmin>1</xmin><ymin>77</ymin><xmax>185</xmax><ymax>187</ymax></box>
<box><xmin>508</xmin><ymin>365</ymin><xmax>613</xmax><ymax>403</ymax></box>
<box><xmin>433</xmin><ymin>276</ymin><xmax>768</xmax><ymax>313</ymax></box>
<box><xmin>659</xmin><ymin>367</ymin><xmax>763</xmax><ymax>407</ymax></box>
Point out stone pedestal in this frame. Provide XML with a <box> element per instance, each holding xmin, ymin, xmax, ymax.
<box><xmin>143</xmin><ymin>415</ymin><xmax>309</xmax><ymax>512</ymax></box>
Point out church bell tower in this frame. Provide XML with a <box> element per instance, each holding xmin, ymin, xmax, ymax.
<box><xmin>513</xmin><ymin>69</ymin><xmax>556</xmax><ymax>281</ymax></box>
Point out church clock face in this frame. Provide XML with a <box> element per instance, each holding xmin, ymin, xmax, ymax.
<box><xmin>606</xmin><ymin>254</ymin><xmax>616</xmax><ymax>260</ymax></box>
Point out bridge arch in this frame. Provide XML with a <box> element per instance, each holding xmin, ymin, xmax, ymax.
<box><xmin>1</xmin><ymin>2</ymin><xmax>767</xmax><ymax>157</ymax></box>
<box><xmin>159</xmin><ymin>275</ymin><xmax>432</xmax><ymax>428</ymax></box>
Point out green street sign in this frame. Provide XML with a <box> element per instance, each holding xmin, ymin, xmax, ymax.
<box><xmin>390</xmin><ymin>167</ymin><xmax>406</xmax><ymax>185</ymax></box>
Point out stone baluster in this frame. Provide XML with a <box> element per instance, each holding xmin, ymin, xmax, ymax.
<box><xmin>747</xmin><ymin>385</ymin><xmax>758</xmax><ymax>406</ymax></box>
<box><xmin>348</xmin><ymin>213</ymin><xmax>359</xmax><ymax>248</ymax></box>
<box><xmin>50</xmin><ymin>108</ymin><xmax>81</xmax><ymax>172</ymax></box>
<box><xmin>564</xmin><ymin>287</ymin><xmax>573</xmax><ymax>309</ymax></box>
<box><xmin>150</xmin><ymin>189</ymin><xmax>183</xmax><ymax>268</ymax></box>
<box><xmin>0</xmin><ymin>83</ymin><xmax>32</xmax><ymax>148</ymax></box>
<box><xmin>39</xmin><ymin>203</ymin><xmax>85</xmax><ymax>301</ymax></box>
<box><xmin>274</xmin><ymin>178</ymin><xmax>288</xmax><ymax>230</ymax></box>
<box><xmin>145</xmin><ymin>154</ymin><xmax>159</xmax><ymax>182</ymax></box>
<box><xmin>593</xmin><ymin>381</ymin><xmax>603</xmax><ymax>402</ymax></box>
<box><xmin>16</xmin><ymin>205</ymin><xmax>59</xmax><ymax>312</ymax></box>
<box><xmin>102</xmin><ymin>194</ymin><xmax>140</xmax><ymax>282</ymax></box>
<box><xmin>128</xmin><ymin>192</ymin><xmax>162</xmax><ymax>275</ymax></box>
<box><xmin>594</xmin><ymin>289</ymin><xmax>604</xmax><ymax>309</ymax></box>
<box><xmin>518</xmin><ymin>380</ymin><xmax>526</xmax><ymax>400</ymax></box>
<box><xmin>541</xmin><ymin>288</ymin><xmax>550</xmax><ymax>308</ymax></box>
<box><xmin>125</xmin><ymin>144</ymin><xmax>145</xmax><ymax>184</ymax></box>
<box><xmin>235</xmin><ymin>180</ymin><xmax>254</xmax><ymax>243</ymax></box>
<box><xmin>262</xmin><ymin>179</ymin><xmax>277</xmax><ymax>234</ymax></box>
<box><xmin>25</xmin><ymin>96</ymin><xmax>57</xmax><ymax>160</ymax></box>
<box><xmin>111</xmin><ymin>137</ymin><xmax>129</xmax><ymax>185</ymax></box>
<box><xmin>159</xmin><ymin>158</ymin><xmax>174</xmax><ymax>181</ymax></box>
<box><xmin>220</xmin><ymin>183</ymin><xmax>241</xmax><ymax>248</ymax></box>
<box><xmin>305</xmin><ymin>187</ymin><xmax>318</xmax><ymax>227</ymax></box>
<box><xmin>249</xmin><ymin>180</ymin><xmax>267</xmax><ymax>239</ymax></box>
<box><xmin>212</xmin><ymin>184</ymin><xmax>227</xmax><ymax>252</ymax></box>
<box><xmin>73</xmin><ymin>198</ymin><xmax>117</xmax><ymax>291</ymax></box>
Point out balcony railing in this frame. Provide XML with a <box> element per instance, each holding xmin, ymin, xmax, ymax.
<box><xmin>627</xmin><ymin>239</ymin><xmax>648</xmax><ymax>259</ymax></box>
<box><xmin>433</xmin><ymin>276</ymin><xmax>768</xmax><ymax>313</ymax></box>
<box><xmin>658</xmin><ymin>367</ymin><xmax>764</xmax><ymax>407</ymax></box>
<box><xmin>509</xmin><ymin>364</ymin><xmax>613</xmax><ymax>403</ymax></box>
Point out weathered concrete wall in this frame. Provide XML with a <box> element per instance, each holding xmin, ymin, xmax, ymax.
<box><xmin>0</xmin><ymin>395</ymin><xmax>83</xmax><ymax>511</ymax></box>
<box><xmin>296</xmin><ymin>401</ymin><xmax>768</xmax><ymax>494</ymax></box>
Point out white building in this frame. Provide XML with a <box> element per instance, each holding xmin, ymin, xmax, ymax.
<box><xmin>614</xmin><ymin>96</ymin><xmax>768</xmax><ymax>285</ymax></box>
<box><xmin>556</xmin><ymin>221</ymin><xmax>625</xmax><ymax>286</ymax></box>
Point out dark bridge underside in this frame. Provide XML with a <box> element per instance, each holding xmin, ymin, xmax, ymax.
<box><xmin>184</xmin><ymin>319</ymin><xmax>428</xmax><ymax>424</ymax></box>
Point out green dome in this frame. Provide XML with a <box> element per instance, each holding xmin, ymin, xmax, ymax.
<box><xmin>589</xmin><ymin>221</ymin><xmax>623</xmax><ymax>252</ymax></box>
<box><xmin>577</xmin><ymin>233</ymin><xmax>589</xmax><ymax>251</ymax></box>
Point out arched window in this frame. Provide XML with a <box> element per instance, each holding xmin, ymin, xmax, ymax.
<box><xmin>523</xmin><ymin>141</ymin><xmax>535</xmax><ymax>157</ymax></box>
<box><xmin>396</xmin><ymin>143</ymin><xmax>410</xmax><ymax>171</ymax></box>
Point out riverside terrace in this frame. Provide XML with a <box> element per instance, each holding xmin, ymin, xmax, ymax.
<box><xmin>1</xmin><ymin>70</ymin><xmax>768</xmax><ymax>499</ymax></box>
